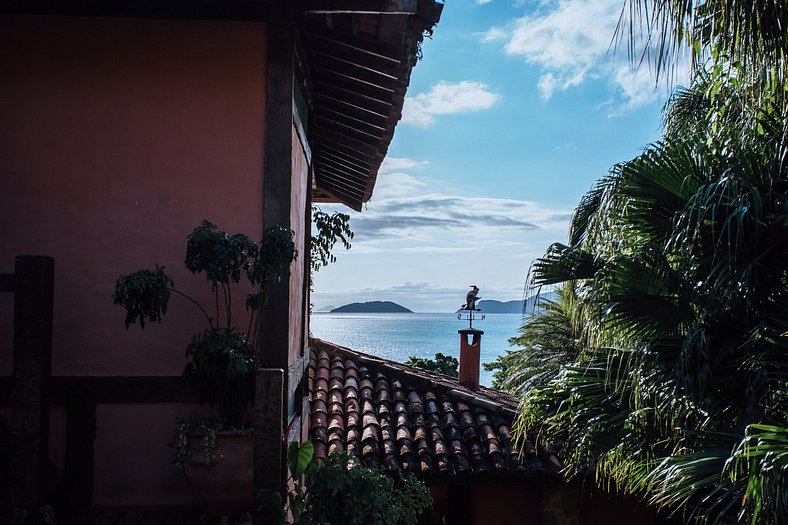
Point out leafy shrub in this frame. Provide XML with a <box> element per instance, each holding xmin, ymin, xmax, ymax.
<box><xmin>258</xmin><ymin>442</ymin><xmax>432</xmax><ymax>525</ymax></box>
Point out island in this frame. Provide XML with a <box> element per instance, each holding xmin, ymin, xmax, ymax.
<box><xmin>455</xmin><ymin>293</ymin><xmax>556</xmax><ymax>314</ymax></box>
<box><xmin>331</xmin><ymin>301</ymin><xmax>413</xmax><ymax>313</ymax></box>
<box><xmin>473</xmin><ymin>299</ymin><xmax>524</xmax><ymax>313</ymax></box>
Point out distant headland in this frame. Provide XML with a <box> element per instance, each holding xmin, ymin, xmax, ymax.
<box><xmin>455</xmin><ymin>293</ymin><xmax>556</xmax><ymax>314</ymax></box>
<box><xmin>331</xmin><ymin>301</ymin><xmax>413</xmax><ymax>313</ymax></box>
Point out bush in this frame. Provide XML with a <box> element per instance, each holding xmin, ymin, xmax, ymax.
<box><xmin>258</xmin><ymin>442</ymin><xmax>432</xmax><ymax>525</ymax></box>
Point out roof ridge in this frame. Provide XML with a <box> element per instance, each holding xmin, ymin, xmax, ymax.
<box><xmin>309</xmin><ymin>337</ymin><xmax>521</xmax><ymax>416</ymax></box>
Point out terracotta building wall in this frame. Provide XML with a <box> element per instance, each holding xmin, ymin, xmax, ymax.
<box><xmin>289</xmin><ymin>125</ymin><xmax>310</xmax><ymax>367</ymax></box>
<box><xmin>0</xmin><ymin>14</ymin><xmax>268</xmax><ymax>504</ymax></box>
<box><xmin>473</xmin><ymin>485</ymin><xmax>542</xmax><ymax>525</ymax></box>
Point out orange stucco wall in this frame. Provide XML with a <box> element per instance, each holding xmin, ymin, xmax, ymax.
<box><xmin>289</xmin><ymin>125</ymin><xmax>309</xmax><ymax>366</ymax></box>
<box><xmin>0</xmin><ymin>14</ymin><xmax>269</xmax><ymax>504</ymax></box>
<box><xmin>473</xmin><ymin>485</ymin><xmax>542</xmax><ymax>525</ymax></box>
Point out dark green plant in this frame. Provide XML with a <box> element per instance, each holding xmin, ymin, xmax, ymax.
<box><xmin>258</xmin><ymin>442</ymin><xmax>432</xmax><ymax>525</ymax></box>
<box><xmin>310</xmin><ymin>207</ymin><xmax>353</xmax><ymax>274</ymax></box>
<box><xmin>113</xmin><ymin>220</ymin><xmax>297</xmax><ymax>429</ymax></box>
<box><xmin>307</xmin><ymin>453</ymin><xmax>431</xmax><ymax>525</ymax></box>
<box><xmin>184</xmin><ymin>328</ymin><xmax>257</xmax><ymax>428</ymax></box>
<box><xmin>405</xmin><ymin>353</ymin><xmax>458</xmax><ymax>378</ymax></box>
<box><xmin>483</xmin><ymin>287</ymin><xmax>580</xmax><ymax>395</ymax></box>
<box><xmin>169</xmin><ymin>417</ymin><xmax>252</xmax><ymax>474</ymax></box>
<box><xmin>11</xmin><ymin>504</ymin><xmax>56</xmax><ymax>525</ymax></box>
<box><xmin>112</xmin><ymin>266</ymin><xmax>173</xmax><ymax>329</ymax></box>
<box><xmin>516</xmin><ymin>66</ymin><xmax>788</xmax><ymax>524</ymax></box>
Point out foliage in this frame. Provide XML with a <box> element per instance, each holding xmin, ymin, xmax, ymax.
<box><xmin>310</xmin><ymin>207</ymin><xmax>353</xmax><ymax>274</ymax></box>
<box><xmin>617</xmin><ymin>0</ymin><xmax>788</xmax><ymax>121</ymax></box>
<box><xmin>112</xmin><ymin>266</ymin><xmax>172</xmax><ymax>329</ymax></box>
<box><xmin>113</xmin><ymin>220</ymin><xmax>297</xmax><ymax>429</ymax></box>
<box><xmin>169</xmin><ymin>417</ymin><xmax>252</xmax><ymax>474</ymax></box>
<box><xmin>405</xmin><ymin>352</ymin><xmax>458</xmax><ymax>377</ymax></box>
<box><xmin>306</xmin><ymin>453</ymin><xmax>432</xmax><ymax>525</ymax></box>
<box><xmin>11</xmin><ymin>505</ymin><xmax>56</xmax><ymax>525</ymax></box>
<box><xmin>483</xmin><ymin>287</ymin><xmax>580</xmax><ymax>395</ymax></box>
<box><xmin>257</xmin><ymin>442</ymin><xmax>432</xmax><ymax>525</ymax></box>
<box><xmin>515</xmin><ymin>63</ymin><xmax>788</xmax><ymax>524</ymax></box>
<box><xmin>184</xmin><ymin>328</ymin><xmax>257</xmax><ymax>428</ymax></box>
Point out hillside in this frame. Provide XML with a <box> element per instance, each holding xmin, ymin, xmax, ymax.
<box><xmin>331</xmin><ymin>301</ymin><xmax>413</xmax><ymax>313</ymax></box>
<box><xmin>457</xmin><ymin>293</ymin><xmax>557</xmax><ymax>314</ymax></box>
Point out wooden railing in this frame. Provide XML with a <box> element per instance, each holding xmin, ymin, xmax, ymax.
<box><xmin>1</xmin><ymin>256</ymin><xmax>304</xmax><ymax>522</ymax></box>
<box><xmin>3</xmin><ymin>255</ymin><xmax>54</xmax><ymax>520</ymax></box>
<box><xmin>0</xmin><ymin>256</ymin><xmax>196</xmax><ymax>520</ymax></box>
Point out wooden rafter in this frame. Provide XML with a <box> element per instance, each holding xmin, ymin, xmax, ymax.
<box><xmin>303</xmin><ymin>0</ymin><xmax>442</xmax><ymax>210</ymax></box>
<box><xmin>298</xmin><ymin>0</ymin><xmax>417</xmax><ymax>15</ymax></box>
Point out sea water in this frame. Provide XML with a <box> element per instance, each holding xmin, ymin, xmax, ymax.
<box><xmin>309</xmin><ymin>312</ymin><xmax>525</xmax><ymax>387</ymax></box>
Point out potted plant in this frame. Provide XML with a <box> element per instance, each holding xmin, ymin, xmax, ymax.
<box><xmin>113</xmin><ymin>220</ymin><xmax>297</xmax><ymax>517</ymax></box>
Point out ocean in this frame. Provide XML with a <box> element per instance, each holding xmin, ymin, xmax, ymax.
<box><xmin>309</xmin><ymin>312</ymin><xmax>526</xmax><ymax>387</ymax></box>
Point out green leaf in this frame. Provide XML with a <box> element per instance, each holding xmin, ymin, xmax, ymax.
<box><xmin>288</xmin><ymin>441</ymin><xmax>315</xmax><ymax>479</ymax></box>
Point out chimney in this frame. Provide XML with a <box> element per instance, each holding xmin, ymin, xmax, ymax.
<box><xmin>458</xmin><ymin>328</ymin><xmax>483</xmax><ymax>390</ymax></box>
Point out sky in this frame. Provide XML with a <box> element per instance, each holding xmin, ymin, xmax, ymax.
<box><xmin>311</xmin><ymin>0</ymin><xmax>681</xmax><ymax>313</ymax></box>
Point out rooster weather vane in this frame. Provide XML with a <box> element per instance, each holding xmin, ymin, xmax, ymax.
<box><xmin>458</xmin><ymin>285</ymin><xmax>485</xmax><ymax>329</ymax></box>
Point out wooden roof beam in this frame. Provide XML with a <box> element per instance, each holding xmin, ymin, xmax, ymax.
<box><xmin>317</xmin><ymin>155</ymin><xmax>371</xmax><ymax>182</ymax></box>
<box><xmin>305</xmin><ymin>28</ymin><xmax>402</xmax><ymax>64</ymax></box>
<box><xmin>311</xmin><ymin>56</ymin><xmax>399</xmax><ymax>90</ymax></box>
<box><xmin>310</xmin><ymin>47</ymin><xmax>399</xmax><ymax>78</ymax></box>
<box><xmin>316</xmin><ymin>92</ymin><xmax>390</xmax><ymax>121</ymax></box>
<box><xmin>314</xmin><ymin>81</ymin><xmax>394</xmax><ymax>112</ymax></box>
<box><xmin>315</xmin><ymin>116</ymin><xmax>384</xmax><ymax>146</ymax></box>
<box><xmin>316</xmin><ymin>105</ymin><xmax>387</xmax><ymax>134</ymax></box>
<box><xmin>315</xmin><ymin>169</ymin><xmax>367</xmax><ymax>196</ymax></box>
<box><xmin>317</xmin><ymin>148</ymin><xmax>374</xmax><ymax>173</ymax></box>
<box><xmin>313</xmin><ymin>130</ymin><xmax>380</xmax><ymax>159</ymax></box>
<box><xmin>314</xmin><ymin>175</ymin><xmax>365</xmax><ymax>211</ymax></box>
<box><xmin>299</xmin><ymin>0</ymin><xmax>417</xmax><ymax>15</ymax></box>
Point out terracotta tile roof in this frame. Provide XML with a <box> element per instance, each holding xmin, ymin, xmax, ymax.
<box><xmin>308</xmin><ymin>338</ymin><xmax>562</xmax><ymax>479</ymax></box>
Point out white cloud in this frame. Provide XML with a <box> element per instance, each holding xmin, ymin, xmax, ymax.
<box><xmin>379</xmin><ymin>156</ymin><xmax>431</xmax><ymax>174</ymax></box>
<box><xmin>476</xmin><ymin>0</ymin><xmax>494</xmax><ymax>5</ymax></box>
<box><xmin>401</xmin><ymin>81</ymin><xmax>501</xmax><ymax>127</ymax></box>
<box><xmin>481</xmin><ymin>0</ymin><xmax>680</xmax><ymax>110</ymax></box>
<box><xmin>374</xmin><ymin>172</ymin><xmax>428</xmax><ymax>199</ymax></box>
<box><xmin>311</xmin><ymin>158</ymin><xmax>572</xmax><ymax>312</ymax></box>
<box><xmin>504</xmin><ymin>0</ymin><xmax>619</xmax><ymax>69</ymax></box>
<box><xmin>479</xmin><ymin>26</ymin><xmax>507</xmax><ymax>43</ymax></box>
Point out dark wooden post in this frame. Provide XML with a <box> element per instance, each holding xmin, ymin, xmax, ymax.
<box><xmin>252</xmin><ymin>369</ymin><xmax>284</xmax><ymax>491</ymax></box>
<box><xmin>256</xmin><ymin>0</ymin><xmax>296</xmax><ymax>505</ymax></box>
<box><xmin>9</xmin><ymin>255</ymin><xmax>54</xmax><ymax>516</ymax></box>
<box><xmin>64</xmin><ymin>402</ymin><xmax>97</xmax><ymax>509</ymax></box>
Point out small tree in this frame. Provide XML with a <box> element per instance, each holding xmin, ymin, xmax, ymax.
<box><xmin>113</xmin><ymin>220</ymin><xmax>297</xmax><ymax>429</ymax></box>
<box><xmin>405</xmin><ymin>353</ymin><xmax>458</xmax><ymax>377</ymax></box>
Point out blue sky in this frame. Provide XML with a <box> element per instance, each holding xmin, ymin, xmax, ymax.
<box><xmin>312</xmin><ymin>0</ymin><xmax>681</xmax><ymax>313</ymax></box>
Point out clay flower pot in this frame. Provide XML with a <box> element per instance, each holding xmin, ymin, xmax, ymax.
<box><xmin>184</xmin><ymin>432</ymin><xmax>254</xmax><ymax>518</ymax></box>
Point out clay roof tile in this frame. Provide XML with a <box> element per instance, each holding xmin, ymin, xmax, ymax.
<box><xmin>307</xmin><ymin>343</ymin><xmax>561</xmax><ymax>482</ymax></box>
<box><xmin>345</xmin><ymin>398</ymin><xmax>360</xmax><ymax>413</ymax></box>
<box><xmin>311</xmin><ymin>412</ymin><xmax>327</xmax><ymax>429</ymax></box>
<box><xmin>344</xmin><ymin>376</ymin><xmax>358</xmax><ymax>391</ymax></box>
<box><xmin>346</xmin><ymin>411</ymin><xmax>360</xmax><ymax>429</ymax></box>
<box><xmin>362</xmin><ymin>412</ymin><xmax>380</xmax><ymax>428</ymax></box>
<box><xmin>396</xmin><ymin>426</ymin><xmax>412</xmax><ymax>442</ymax></box>
<box><xmin>311</xmin><ymin>399</ymin><xmax>327</xmax><ymax>414</ymax></box>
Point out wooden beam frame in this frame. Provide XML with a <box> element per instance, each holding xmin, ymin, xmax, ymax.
<box><xmin>9</xmin><ymin>255</ymin><xmax>54</xmax><ymax>517</ymax></box>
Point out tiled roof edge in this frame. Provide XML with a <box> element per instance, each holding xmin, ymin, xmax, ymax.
<box><xmin>309</xmin><ymin>337</ymin><xmax>521</xmax><ymax>417</ymax></box>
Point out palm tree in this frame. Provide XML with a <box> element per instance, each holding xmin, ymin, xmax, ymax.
<box><xmin>619</xmin><ymin>0</ymin><xmax>788</xmax><ymax>91</ymax></box>
<box><xmin>484</xmin><ymin>287</ymin><xmax>581</xmax><ymax>396</ymax></box>
<box><xmin>517</xmin><ymin>69</ymin><xmax>788</xmax><ymax>523</ymax></box>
